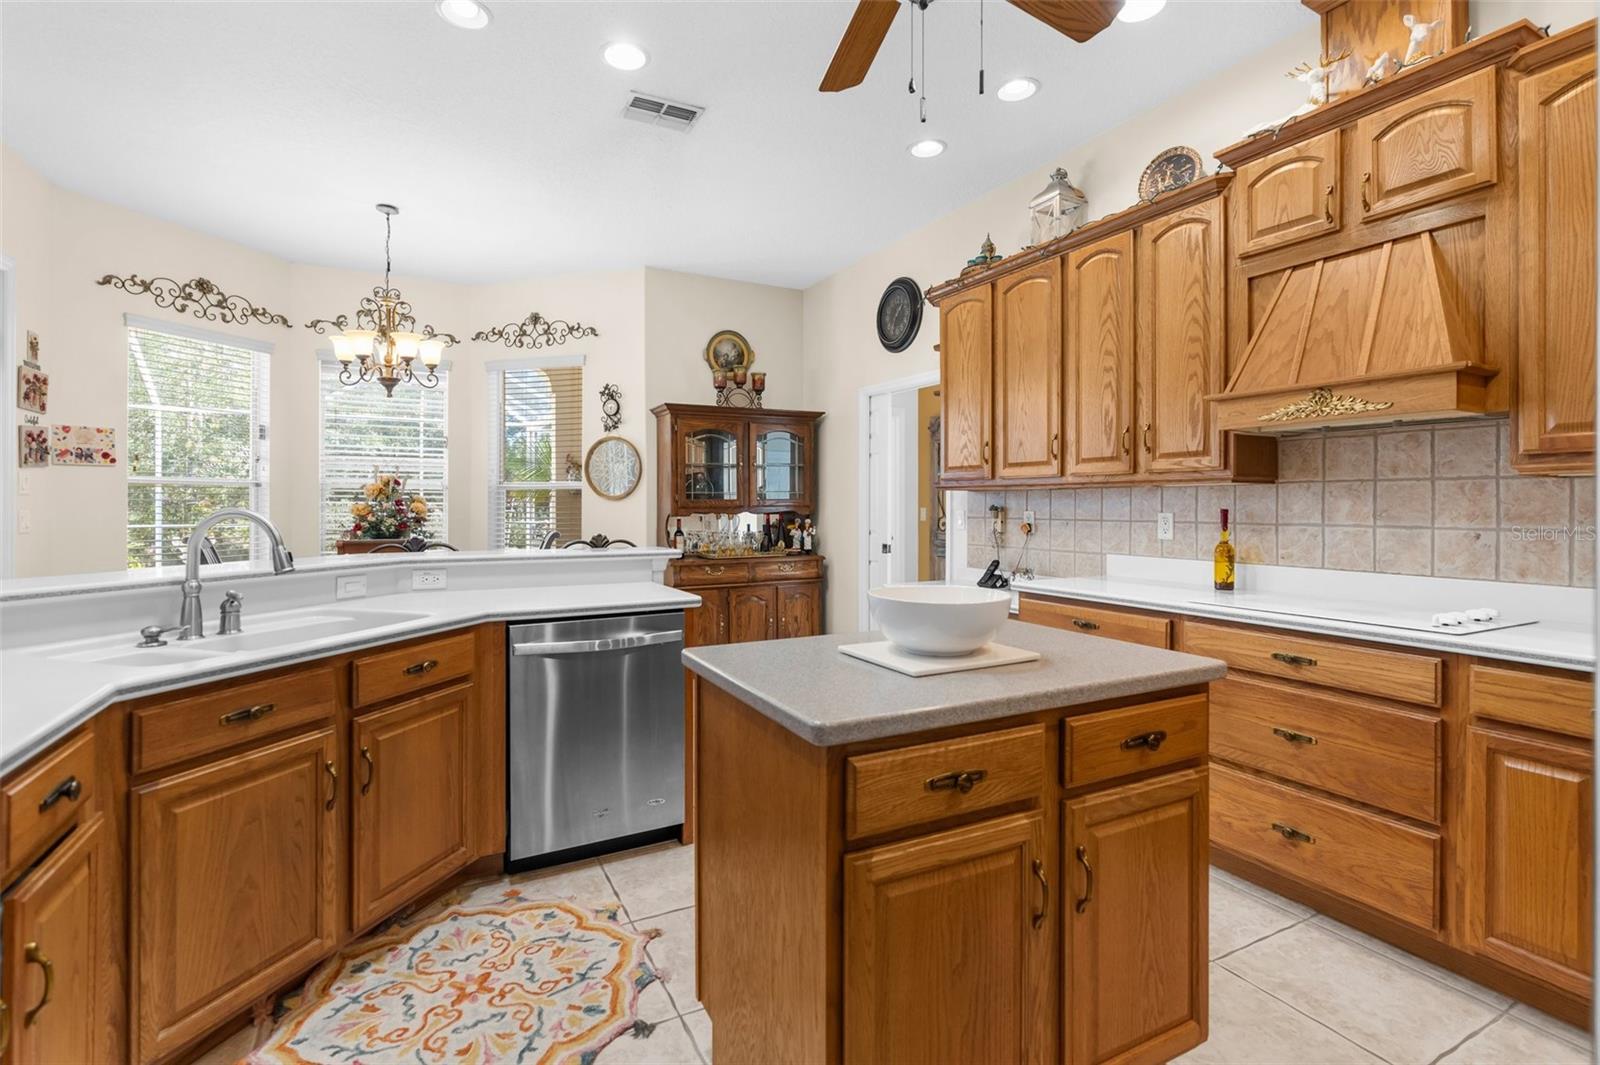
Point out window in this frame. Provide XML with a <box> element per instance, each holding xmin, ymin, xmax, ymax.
<box><xmin>126</xmin><ymin>319</ymin><xmax>269</xmax><ymax>568</ymax></box>
<box><xmin>318</xmin><ymin>359</ymin><xmax>449</xmax><ymax>550</ymax></box>
<box><xmin>488</xmin><ymin>358</ymin><xmax>583</xmax><ymax>548</ymax></box>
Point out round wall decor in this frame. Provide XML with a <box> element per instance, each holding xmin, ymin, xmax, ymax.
<box><xmin>584</xmin><ymin>436</ymin><xmax>643</xmax><ymax>500</ymax></box>
<box><xmin>876</xmin><ymin>277</ymin><xmax>924</xmax><ymax>354</ymax></box>
<box><xmin>1137</xmin><ymin>146</ymin><xmax>1204</xmax><ymax>203</ymax></box>
<box><xmin>704</xmin><ymin>330</ymin><xmax>754</xmax><ymax>375</ymax></box>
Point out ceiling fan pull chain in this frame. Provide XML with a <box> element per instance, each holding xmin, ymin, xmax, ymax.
<box><xmin>907</xmin><ymin>0</ymin><xmax>916</xmax><ymax>94</ymax></box>
<box><xmin>919</xmin><ymin>0</ymin><xmax>928</xmax><ymax>123</ymax></box>
<box><xmin>978</xmin><ymin>0</ymin><xmax>985</xmax><ymax>95</ymax></box>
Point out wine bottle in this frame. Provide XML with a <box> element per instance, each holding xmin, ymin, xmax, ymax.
<box><xmin>673</xmin><ymin>519</ymin><xmax>684</xmax><ymax>551</ymax></box>
<box><xmin>1213</xmin><ymin>508</ymin><xmax>1236</xmax><ymax>591</ymax></box>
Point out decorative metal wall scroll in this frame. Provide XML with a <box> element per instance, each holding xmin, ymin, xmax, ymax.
<box><xmin>471</xmin><ymin>312</ymin><xmax>599</xmax><ymax>349</ymax></box>
<box><xmin>96</xmin><ymin>274</ymin><xmax>292</xmax><ymax>328</ymax></box>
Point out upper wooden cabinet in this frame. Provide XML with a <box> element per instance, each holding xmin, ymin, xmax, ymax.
<box><xmin>1354</xmin><ymin>66</ymin><xmax>1498</xmax><ymax>222</ymax></box>
<box><xmin>1512</xmin><ymin>33</ymin><xmax>1596</xmax><ymax>472</ymax></box>
<box><xmin>938</xmin><ymin>284</ymin><xmax>995</xmax><ymax>481</ymax></box>
<box><xmin>994</xmin><ymin>259</ymin><xmax>1063</xmax><ymax>479</ymax></box>
<box><xmin>749</xmin><ymin>418</ymin><xmax>814</xmax><ymax>509</ymax></box>
<box><xmin>1235</xmin><ymin>129</ymin><xmax>1341</xmax><ymax>256</ymax></box>
<box><xmin>1066</xmin><ymin>229</ymin><xmax>1137</xmax><ymax>477</ymax></box>
<box><xmin>653</xmin><ymin>404</ymin><xmax>825</xmax><ymax>518</ymax></box>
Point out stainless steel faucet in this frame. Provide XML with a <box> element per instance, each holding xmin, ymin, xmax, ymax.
<box><xmin>177</xmin><ymin>508</ymin><xmax>294</xmax><ymax>640</ymax></box>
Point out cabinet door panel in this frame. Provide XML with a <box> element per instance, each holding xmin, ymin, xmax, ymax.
<box><xmin>674</xmin><ymin>415</ymin><xmax>746</xmax><ymax>512</ymax></box>
<box><xmin>1515</xmin><ymin>50</ymin><xmax>1596</xmax><ymax>464</ymax></box>
<box><xmin>1138</xmin><ymin>197</ymin><xmax>1225</xmax><ymax>473</ymax></box>
<box><xmin>994</xmin><ymin>259</ymin><xmax>1063</xmax><ymax>479</ymax></box>
<box><xmin>1356</xmin><ymin>67</ymin><xmax>1497</xmax><ymax>221</ymax></box>
<box><xmin>1067</xmin><ymin>769</ymin><xmax>1207</xmax><ymax>1065</ymax></box>
<box><xmin>776</xmin><ymin>582</ymin><xmax>821</xmax><ymax>640</ymax></box>
<box><xmin>729</xmin><ymin>585</ymin><xmax>778</xmax><ymax>643</ymax></box>
<box><xmin>352</xmin><ymin>685</ymin><xmax>472</xmax><ymax>931</ymax></box>
<box><xmin>684</xmin><ymin>586</ymin><xmax>729</xmax><ymax>648</ymax></box>
<box><xmin>1067</xmin><ymin>231</ymin><xmax>1136</xmax><ymax>476</ymax></box>
<box><xmin>844</xmin><ymin>811</ymin><xmax>1049</xmax><ymax>1064</ymax></box>
<box><xmin>2</xmin><ymin>816</ymin><xmax>108</xmax><ymax>1065</ymax></box>
<box><xmin>1465</xmin><ymin>726</ymin><xmax>1593</xmax><ymax>996</ymax></box>
<box><xmin>939</xmin><ymin>285</ymin><xmax>994</xmax><ymax>481</ymax></box>
<box><xmin>1236</xmin><ymin>129</ymin><xmax>1340</xmax><ymax>255</ymax></box>
<box><xmin>749</xmin><ymin>419</ymin><xmax>814</xmax><ymax>510</ymax></box>
<box><xmin>133</xmin><ymin>728</ymin><xmax>338</xmax><ymax>1063</ymax></box>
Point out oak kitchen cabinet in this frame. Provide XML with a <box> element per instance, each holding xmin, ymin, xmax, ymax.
<box><xmin>1066</xmin><ymin>229</ymin><xmax>1136</xmax><ymax>477</ymax></box>
<box><xmin>995</xmin><ymin>258</ymin><xmax>1063</xmax><ymax>479</ymax></box>
<box><xmin>1233</xmin><ymin>129</ymin><xmax>1341</xmax><ymax>256</ymax></box>
<box><xmin>938</xmin><ymin>283</ymin><xmax>995</xmax><ymax>481</ymax></box>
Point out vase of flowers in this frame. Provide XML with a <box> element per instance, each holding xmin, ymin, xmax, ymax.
<box><xmin>336</xmin><ymin>472</ymin><xmax>432</xmax><ymax>553</ymax></box>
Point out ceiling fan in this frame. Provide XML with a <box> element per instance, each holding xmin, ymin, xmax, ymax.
<box><xmin>820</xmin><ymin>0</ymin><xmax>1125</xmax><ymax>93</ymax></box>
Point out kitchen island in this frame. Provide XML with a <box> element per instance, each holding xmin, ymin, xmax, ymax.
<box><xmin>684</xmin><ymin>620</ymin><xmax>1228</xmax><ymax>1065</ymax></box>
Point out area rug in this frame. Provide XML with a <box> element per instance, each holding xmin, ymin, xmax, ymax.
<box><xmin>247</xmin><ymin>883</ymin><xmax>662</xmax><ymax>1065</ymax></box>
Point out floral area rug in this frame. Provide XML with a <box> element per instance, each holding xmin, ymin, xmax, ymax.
<box><xmin>248</xmin><ymin>880</ymin><xmax>662</xmax><ymax>1065</ymax></box>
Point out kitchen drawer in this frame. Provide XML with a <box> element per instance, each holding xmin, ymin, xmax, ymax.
<box><xmin>751</xmin><ymin>556</ymin><xmax>821</xmax><ymax>582</ymax></box>
<box><xmin>1211</xmin><ymin>675</ymin><xmax>1440</xmax><ymax>823</ymax></box>
<box><xmin>845</xmin><ymin>724</ymin><xmax>1046</xmax><ymax>841</ymax></box>
<box><xmin>351</xmin><ymin>631</ymin><xmax>476</xmax><ymax>710</ymax></box>
<box><xmin>673</xmin><ymin>560</ymin><xmax>753</xmax><ymax>586</ymax></box>
<box><xmin>1469</xmin><ymin>662</ymin><xmax>1593</xmax><ymax>740</ymax></box>
<box><xmin>1017</xmin><ymin>595</ymin><xmax>1171</xmax><ymax>648</ymax></box>
<box><xmin>1064</xmin><ymin>694</ymin><xmax>1207</xmax><ymax>787</ymax></box>
<box><xmin>1182</xmin><ymin>621</ymin><xmax>1441</xmax><ymax>707</ymax></box>
<box><xmin>1211</xmin><ymin>763</ymin><xmax>1440</xmax><ymax>930</ymax></box>
<box><xmin>130</xmin><ymin>665</ymin><xmax>337</xmax><ymax>774</ymax></box>
<box><xmin>2</xmin><ymin>727</ymin><xmax>95</xmax><ymax>876</ymax></box>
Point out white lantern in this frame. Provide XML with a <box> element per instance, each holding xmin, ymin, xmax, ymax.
<box><xmin>1029</xmin><ymin>168</ymin><xmax>1088</xmax><ymax>246</ymax></box>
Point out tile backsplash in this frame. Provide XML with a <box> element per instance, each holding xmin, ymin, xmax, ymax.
<box><xmin>964</xmin><ymin>418</ymin><xmax>1596</xmax><ymax>588</ymax></box>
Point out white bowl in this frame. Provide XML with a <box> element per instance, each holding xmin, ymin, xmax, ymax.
<box><xmin>869</xmin><ymin>584</ymin><xmax>1011</xmax><ymax>657</ymax></box>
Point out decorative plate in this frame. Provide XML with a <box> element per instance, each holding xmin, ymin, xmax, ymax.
<box><xmin>1137</xmin><ymin>146</ymin><xmax>1204</xmax><ymax>203</ymax></box>
<box><xmin>876</xmin><ymin>277</ymin><xmax>924</xmax><ymax>354</ymax></box>
<box><xmin>704</xmin><ymin>330</ymin><xmax>754</xmax><ymax>375</ymax></box>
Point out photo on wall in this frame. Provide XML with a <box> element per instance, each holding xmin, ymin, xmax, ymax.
<box><xmin>17</xmin><ymin>366</ymin><xmax>47</xmax><ymax>414</ymax></box>
<box><xmin>50</xmin><ymin>424</ymin><xmax>117</xmax><ymax>466</ymax></box>
<box><xmin>18</xmin><ymin>426</ymin><xmax>48</xmax><ymax>467</ymax></box>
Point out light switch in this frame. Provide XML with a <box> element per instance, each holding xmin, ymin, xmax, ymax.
<box><xmin>17</xmin><ymin>471</ymin><xmax>30</xmax><ymax>495</ymax></box>
<box><xmin>336</xmin><ymin>575</ymin><xmax>368</xmax><ymax>600</ymax></box>
<box><xmin>17</xmin><ymin>508</ymin><xmax>31</xmax><ymax>535</ymax></box>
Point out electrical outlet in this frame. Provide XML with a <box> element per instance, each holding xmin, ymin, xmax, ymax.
<box><xmin>1022</xmin><ymin>509</ymin><xmax>1035</xmax><ymax>528</ymax></box>
<box><xmin>1157</xmin><ymin>512</ymin><xmax>1174</xmax><ymax>541</ymax></box>
<box><xmin>335</xmin><ymin>575</ymin><xmax>368</xmax><ymax>600</ymax></box>
<box><xmin>412</xmin><ymin>569</ymin><xmax>447</xmax><ymax>590</ymax></box>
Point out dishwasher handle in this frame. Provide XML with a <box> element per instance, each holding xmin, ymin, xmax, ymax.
<box><xmin>512</xmin><ymin>629</ymin><xmax>684</xmax><ymax>656</ymax></box>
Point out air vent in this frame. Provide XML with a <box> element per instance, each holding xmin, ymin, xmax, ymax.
<box><xmin>622</xmin><ymin>91</ymin><xmax>705</xmax><ymax>132</ymax></box>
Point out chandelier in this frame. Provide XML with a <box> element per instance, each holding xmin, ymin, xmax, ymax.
<box><xmin>305</xmin><ymin>204</ymin><xmax>458</xmax><ymax>396</ymax></box>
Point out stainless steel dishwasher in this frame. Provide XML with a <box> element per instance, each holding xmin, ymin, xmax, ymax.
<box><xmin>507</xmin><ymin>610</ymin><xmax>685</xmax><ymax>866</ymax></box>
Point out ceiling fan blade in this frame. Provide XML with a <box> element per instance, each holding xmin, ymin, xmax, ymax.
<box><xmin>820</xmin><ymin>0</ymin><xmax>902</xmax><ymax>93</ymax></box>
<box><xmin>1006</xmin><ymin>0</ymin><xmax>1124</xmax><ymax>43</ymax></box>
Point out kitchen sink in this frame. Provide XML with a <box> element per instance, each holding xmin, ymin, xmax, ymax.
<box><xmin>49</xmin><ymin>609</ymin><xmax>430</xmax><ymax>665</ymax></box>
<box><xmin>54</xmin><ymin>646</ymin><xmax>230</xmax><ymax>668</ymax></box>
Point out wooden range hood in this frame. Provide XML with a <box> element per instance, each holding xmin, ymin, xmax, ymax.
<box><xmin>1210</xmin><ymin>230</ymin><xmax>1497</xmax><ymax>432</ymax></box>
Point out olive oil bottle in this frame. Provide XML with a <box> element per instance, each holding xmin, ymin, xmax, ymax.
<box><xmin>1213</xmin><ymin>508</ymin><xmax>1236</xmax><ymax>591</ymax></box>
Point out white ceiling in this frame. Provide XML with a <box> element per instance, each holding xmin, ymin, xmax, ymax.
<box><xmin>2</xmin><ymin>1</ymin><xmax>1311</xmax><ymax>289</ymax></box>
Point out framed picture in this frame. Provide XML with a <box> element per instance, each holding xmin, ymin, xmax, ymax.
<box><xmin>51</xmin><ymin>424</ymin><xmax>117</xmax><ymax>466</ymax></box>
<box><xmin>18</xmin><ymin>426</ymin><xmax>48</xmax><ymax>467</ymax></box>
<box><xmin>18</xmin><ymin>366</ymin><xmax>47</xmax><ymax>414</ymax></box>
<box><xmin>25</xmin><ymin>330</ymin><xmax>39</xmax><ymax>364</ymax></box>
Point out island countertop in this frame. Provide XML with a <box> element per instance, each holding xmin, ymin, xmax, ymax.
<box><xmin>683</xmin><ymin>619</ymin><xmax>1227</xmax><ymax>746</ymax></box>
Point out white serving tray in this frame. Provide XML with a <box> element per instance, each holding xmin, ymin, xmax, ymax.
<box><xmin>838</xmin><ymin>640</ymin><xmax>1041</xmax><ymax>677</ymax></box>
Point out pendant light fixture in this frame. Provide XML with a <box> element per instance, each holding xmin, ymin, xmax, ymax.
<box><xmin>304</xmin><ymin>204</ymin><xmax>458</xmax><ymax>396</ymax></box>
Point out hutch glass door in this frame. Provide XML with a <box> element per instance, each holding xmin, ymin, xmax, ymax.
<box><xmin>682</xmin><ymin>424</ymin><xmax>742</xmax><ymax>507</ymax></box>
<box><xmin>751</xmin><ymin>421</ymin><xmax>811</xmax><ymax>509</ymax></box>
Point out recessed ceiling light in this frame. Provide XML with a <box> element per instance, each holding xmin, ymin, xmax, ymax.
<box><xmin>909</xmin><ymin>139</ymin><xmax>946</xmax><ymax>159</ymax></box>
<box><xmin>1116</xmin><ymin>0</ymin><xmax>1166</xmax><ymax>22</ymax></box>
<box><xmin>436</xmin><ymin>0</ymin><xmax>491</xmax><ymax>30</ymax></box>
<box><xmin>996</xmin><ymin>77</ymin><xmax>1039</xmax><ymax>102</ymax></box>
<box><xmin>603</xmin><ymin>42</ymin><xmax>649</xmax><ymax>71</ymax></box>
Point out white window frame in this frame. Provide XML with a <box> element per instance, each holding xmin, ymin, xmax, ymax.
<box><xmin>124</xmin><ymin>314</ymin><xmax>271</xmax><ymax>568</ymax></box>
<box><xmin>316</xmin><ymin>353</ymin><xmax>451</xmax><ymax>552</ymax></box>
<box><xmin>486</xmin><ymin>354</ymin><xmax>585</xmax><ymax>548</ymax></box>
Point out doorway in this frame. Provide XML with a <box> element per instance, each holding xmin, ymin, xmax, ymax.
<box><xmin>857</xmin><ymin>370</ymin><xmax>943</xmax><ymax>630</ymax></box>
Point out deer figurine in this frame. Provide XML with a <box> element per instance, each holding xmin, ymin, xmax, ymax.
<box><xmin>1402</xmin><ymin>13</ymin><xmax>1444</xmax><ymax>66</ymax></box>
<box><xmin>1287</xmin><ymin>49</ymin><xmax>1352</xmax><ymax>107</ymax></box>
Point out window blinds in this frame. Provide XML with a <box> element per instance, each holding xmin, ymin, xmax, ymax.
<box><xmin>318</xmin><ymin>360</ymin><xmax>449</xmax><ymax>550</ymax></box>
<box><xmin>126</xmin><ymin>323</ymin><xmax>269</xmax><ymax>569</ymax></box>
<box><xmin>488</xmin><ymin>362</ymin><xmax>584</xmax><ymax>548</ymax></box>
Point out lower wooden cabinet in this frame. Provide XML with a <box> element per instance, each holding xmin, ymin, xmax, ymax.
<box><xmin>843</xmin><ymin>811</ymin><xmax>1050</xmax><ymax>1064</ymax></box>
<box><xmin>1</xmin><ymin>815</ymin><xmax>109</xmax><ymax>1065</ymax></box>
<box><xmin>777</xmin><ymin>582</ymin><xmax>821</xmax><ymax>639</ymax></box>
<box><xmin>1464</xmin><ymin>725</ymin><xmax>1594</xmax><ymax>997</ymax></box>
<box><xmin>351</xmin><ymin>684</ymin><xmax>472</xmax><ymax>931</ymax></box>
<box><xmin>728</xmin><ymin>585</ymin><xmax>778</xmax><ymax>642</ymax></box>
<box><xmin>1066</xmin><ymin>769</ymin><xmax>1208</xmax><ymax>1065</ymax></box>
<box><xmin>132</xmin><ymin>727</ymin><xmax>340</xmax><ymax>1063</ymax></box>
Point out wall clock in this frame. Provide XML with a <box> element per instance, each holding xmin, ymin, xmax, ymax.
<box><xmin>1137</xmin><ymin>146</ymin><xmax>1204</xmax><ymax>203</ymax></box>
<box><xmin>876</xmin><ymin>277</ymin><xmax>924</xmax><ymax>354</ymax></box>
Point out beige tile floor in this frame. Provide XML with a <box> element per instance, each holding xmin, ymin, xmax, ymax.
<box><xmin>202</xmin><ymin>842</ymin><xmax>1589</xmax><ymax>1065</ymax></box>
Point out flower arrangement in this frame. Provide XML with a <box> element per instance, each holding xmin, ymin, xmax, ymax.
<box><xmin>346</xmin><ymin>471</ymin><xmax>431</xmax><ymax>542</ymax></box>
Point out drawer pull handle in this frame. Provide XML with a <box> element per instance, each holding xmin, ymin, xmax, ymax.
<box><xmin>1121</xmin><ymin>730</ymin><xmax>1167</xmax><ymax>752</ymax></box>
<box><xmin>1071</xmin><ymin>619</ymin><xmax>1100</xmax><ymax>631</ymax></box>
<box><xmin>37</xmin><ymin>776</ymin><xmax>81</xmax><ymax>812</ymax></box>
<box><xmin>1120</xmin><ymin>427</ymin><xmax>1131</xmax><ymax>455</ymax></box>
<box><xmin>0</xmin><ymin>999</ymin><xmax>10</xmax><ymax>1053</ymax></box>
<box><xmin>1324</xmin><ymin>183</ymin><xmax>1335</xmax><ymax>223</ymax></box>
<box><xmin>404</xmin><ymin>659</ymin><xmax>439</xmax><ymax>676</ymax></box>
<box><xmin>1075</xmin><ymin>846</ymin><xmax>1094</xmax><ymax>913</ymax></box>
<box><xmin>219</xmin><ymin>702</ymin><xmax>275</xmax><ymax>726</ymax></box>
<box><xmin>22</xmin><ymin>944</ymin><xmax>51</xmax><ymax>1028</ymax></box>
<box><xmin>1271</xmin><ymin>652</ymin><xmax>1317</xmax><ymax>667</ymax></box>
<box><xmin>1271</xmin><ymin>822</ymin><xmax>1315</xmax><ymax>844</ymax></box>
<box><xmin>1050</xmin><ymin>433</ymin><xmax>1060</xmax><ymax>460</ymax></box>
<box><xmin>324</xmin><ymin>760</ymin><xmax>338</xmax><ymax>810</ymax></box>
<box><xmin>702</xmin><ymin>565</ymin><xmax>726</xmax><ymax>576</ymax></box>
<box><xmin>1360</xmin><ymin>171</ymin><xmax>1372</xmax><ymax>212</ymax></box>
<box><xmin>1031</xmin><ymin>859</ymin><xmax>1049</xmax><ymax>929</ymax></box>
<box><xmin>360</xmin><ymin>745</ymin><xmax>375</xmax><ymax>795</ymax></box>
<box><xmin>778</xmin><ymin>562</ymin><xmax>797</xmax><ymax>572</ymax></box>
<box><xmin>926</xmin><ymin>769</ymin><xmax>988</xmax><ymax>794</ymax></box>
<box><xmin>1272</xmin><ymin>727</ymin><xmax>1318</xmax><ymax>746</ymax></box>
<box><xmin>1142</xmin><ymin>423</ymin><xmax>1153</xmax><ymax>454</ymax></box>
